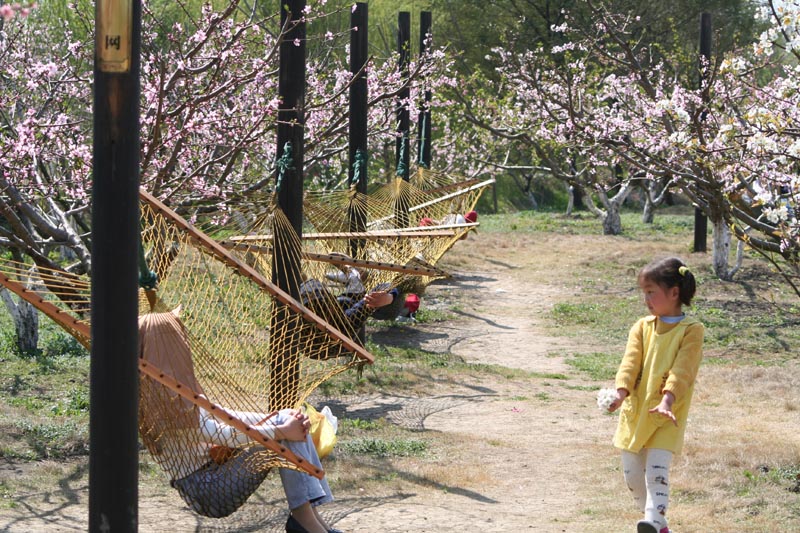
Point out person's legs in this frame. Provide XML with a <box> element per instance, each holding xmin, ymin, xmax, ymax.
<box><xmin>287</xmin><ymin>502</ymin><xmax>327</xmax><ymax>533</ymax></box>
<box><xmin>621</xmin><ymin>449</ymin><xmax>647</xmax><ymax>512</ymax></box>
<box><xmin>280</xmin><ymin>434</ymin><xmax>335</xmax><ymax>532</ymax></box>
<box><xmin>643</xmin><ymin>448</ymin><xmax>673</xmax><ymax>531</ymax></box>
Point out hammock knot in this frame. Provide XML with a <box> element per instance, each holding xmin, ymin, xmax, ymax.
<box><xmin>275</xmin><ymin>141</ymin><xmax>295</xmax><ymax>194</ymax></box>
<box><xmin>138</xmin><ymin>269</ymin><xmax>158</xmax><ymax>290</ymax></box>
<box><xmin>417</xmin><ymin>114</ymin><xmax>429</xmax><ymax>169</ymax></box>
<box><xmin>351</xmin><ymin>148</ymin><xmax>368</xmax><ymax>187</ymax></box>
<box><xmin>395</xmin><ymin>133</ymin><xmax>408</xmax><ymax>178</ymax></box>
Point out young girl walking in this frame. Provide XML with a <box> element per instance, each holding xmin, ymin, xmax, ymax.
<box><xmin>607</xmin><ymin>257</ymin><xmax>704</xmax><ymax>533</ymax></box>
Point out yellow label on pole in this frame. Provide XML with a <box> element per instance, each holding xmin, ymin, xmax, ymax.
<box><xmin>97</xmin><ymin>0</ymin><xmax>132</xmax><ymax>73</ymax></box>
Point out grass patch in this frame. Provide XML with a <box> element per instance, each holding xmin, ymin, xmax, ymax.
<box><xmin>338</xmin><ymin>417</ymin><xmax>383</xmax><ymax>433</ymax></box>
<box><xmin>478</xmin><ymin>206</ymin><xmax>696</xmax><ymax>238</ymax></box>
<box><xmin>565</xmin><ymin>352</ymin><xmax>619</xmax><ymax>381</ymax></box>
<box><xmin>10</xmin><ymin>420</ymin><xmax>88</xmax><ymax>460</ymax></box>
<box><xmin>338</xmin><ymin>437</ymin><xmax>428</xmax><ymax>458</ymax></box>
<box><xmin>413</xmin><ymin>308</ymin><xmax>454</xmax><ymax>323</ymax></box>
<box><xmin>549</xmin><ymin>297</ymin><xmax>641</xmax><ymax>344</ymax></box>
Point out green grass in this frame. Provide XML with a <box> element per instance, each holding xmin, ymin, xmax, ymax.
<box><xmin>0</xmin><ymin>313</ymin><xmax>90</xmax><ymax>461</ymax></box>
<box><xmin>565</xmin><ymin>352</ymin><xmax>620</xmax><ymax>381</ymax></box>
<box><xmin>477</xmin><ymin>205</ymin><xmax>697</xmax><ymax>238</ymax></box>
<box><xmin>338</xmin><ymin>437</ymin><xmax>428</xmax><ymax>458</ymax></box>
<box><xmin>338</xmin><ymin>417</ymin><xmax>383</xmax><ymax>433</ymax></box>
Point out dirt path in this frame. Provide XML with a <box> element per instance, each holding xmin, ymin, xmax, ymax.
<box><xmin>325</xmin><ymin>239</ymin><xmax>614</xmax><ymax>532</ymax></box>
<box><xmin>0</xmin><ymin>234</ymin><xmax>621</xmax><ymax>532</ymax></box>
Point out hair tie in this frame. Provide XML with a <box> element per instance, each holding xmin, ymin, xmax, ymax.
<box><xmin>678</xmin><ymin>266</ymin><xmax>690</xmax><ymax>277</ymax></box>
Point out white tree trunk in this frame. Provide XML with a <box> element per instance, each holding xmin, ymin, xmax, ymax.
<box><xmin>642</xmin><ymin>193</ymin><xmax>655</xmax><ymax>223</ymax></box>
<box><xmin>711</xmin><ymin>217</ymin><xmax>738</xmax><ymax>281</ymax></box>
<box><xmin>603</xmin><ymin>203</ymin><xmax>623</xmax><ymax>235</ymax></box>
<box><xmin>566</xmin><ymin>185</ymin><xmax>575</xmax><ymax>216</ymax></box>
<box><xmin>0</xmin><ymin>288</ymin><xmax>39</xmax><ymax>354</ymax></box>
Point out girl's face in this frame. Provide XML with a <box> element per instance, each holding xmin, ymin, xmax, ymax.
<box><xmin>639</xmin><ymin>278</ymin><xmax>681</xmax><ymax>317</ymax></box>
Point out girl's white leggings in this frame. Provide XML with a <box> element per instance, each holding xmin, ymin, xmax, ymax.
<box><xmin>621</xmin><ymin>448</ymin><xmax>673</xmax><ymax>530</ymax></box>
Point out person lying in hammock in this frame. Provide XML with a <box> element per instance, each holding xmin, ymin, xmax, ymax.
<box><xmin>299</xmin><ymin>276</ymin><xmax>399</xmax><ymax>354</ymax></box>
<box><xmin>138</xmin><ymin>310</ymin><xmax>343</xmax><ymax>533</ymax></box>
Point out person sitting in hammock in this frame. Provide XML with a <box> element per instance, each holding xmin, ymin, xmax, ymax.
<box><xmin>138</xmin><ymin>310</ymin><xmax>343</xmax><ymax>533</ymax></box>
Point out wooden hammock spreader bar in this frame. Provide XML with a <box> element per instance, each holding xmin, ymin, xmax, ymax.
<box><xmin>305</xmin><ymin>252</ymin><xmax>448</xmax><ymax>277</ymax></box>
<box><xmin>218</xmin><ymin>243</ymin><xmax>448</xmax><ymax>277</ymax></box>
<box><xmin>225</xmin><ymin>229</ymin><xmax>456</xmax><ymax>241</ymax></box>
<box><xmin>408</xmin><ymin>178</ymin><xmax>496</xmax><ymax>213</ymax></box>
<box><xmin>387</xmin><ymin>222</ymin><xmax>478</xmax><ymax>232</ymax></box>
<box><xmin>418</xmin><ymin>176</ymin><xmax>484</xmax><ymax>195</ymax></box>
<box><xmin>139</xmin><ymin>189</ymin><xmax>375</xmax><ymax>364</ymax></box>
<box><xmin>137</xmin><ymin>358</ymin><xmax>324</xmax><ymax>479</ymax></box>
<box><xmin>366</xmin><ymin>179</ymin><xmax>494</xmax><ymax>228</ymax></box>
<box><xmin>0</xmin><ymin>271</ymin><xmax>90</xmax><ymax>346</ymax></box>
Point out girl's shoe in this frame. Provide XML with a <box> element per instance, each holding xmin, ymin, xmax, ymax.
<box><xmin>286</xmin><ymin>515</ymin><xmax>309</xmax><ymax>533</ymax></box>
<box><xmin>636</xmin><ymin>521</ymin><xmax>658</xmax><ymax>533</ymax></box>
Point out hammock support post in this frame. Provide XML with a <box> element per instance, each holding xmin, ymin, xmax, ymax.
<box><xmin>349</xmin><ymin>3</ymin><xmax>368</xmax><ymax>195</ymax></box>
<box><xmin>90</xmin><ymin>1</ymin><xmax>142</xmax><ymax>530</ymax></box>
<box><xmin>693</xmin><ymin>12</ymin><xmax>711</xmax><ymax>253</ymax></box>
<box><xmin>348</xmin><ymin>3</ymin><xmax>368</xmax><ymax>259</ymax></box>
<box><xmin>395</xmin><ymin>11</ymin><xmax>411</xmax><ymax>182</ymax></box>
<box><xmin>272</xmin><ymin>0</ymin><xmax>307</xmax><ymax>410</ymax></box>
<box><xmin>417</xmin><ymin>11</ymin><xmax>432</xmax><ymax>169</ymax></box>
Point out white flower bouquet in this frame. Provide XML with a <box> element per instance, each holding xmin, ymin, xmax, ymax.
<box><xmin>596</xmin><ymin>388</ymin><xmax>617</xmax><ymax>411</ymax></box>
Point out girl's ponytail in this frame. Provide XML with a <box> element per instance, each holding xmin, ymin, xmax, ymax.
<box><xmin>676</xmin><ymin>264</ymin><xmax>696</xmax><ymax>306</ymax></box>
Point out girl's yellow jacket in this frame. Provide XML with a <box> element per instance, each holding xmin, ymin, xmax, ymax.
<box><xmin>614</xmin><ymin>315</ymin><xmax>704</xmax><ymax>454</ymax></box>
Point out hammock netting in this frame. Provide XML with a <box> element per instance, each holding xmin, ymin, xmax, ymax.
<box><xmin>0</xmin><ymin>167</ymin><xmax>492</xmax><ymax>518</ymax></box>
<box><xmin>300</xmin><ymin>169</ymin><xmax>493</xmax><ymax>296</ymax></box>
<box><xmin>0</xmin><ymin>190</ymin><xmax>382</xmax><ymax>517</ymax></box>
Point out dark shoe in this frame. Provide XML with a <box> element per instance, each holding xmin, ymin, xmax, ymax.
<box><xmin>328</xmin><ymin>529</ymin><xmax>344</xmax><ymax>533</ymax></box>
<box><xmin>286</xmin><ymin>514</ymin><xmax>309</xmax><ymax>533</ymax></box>
<box><xmin>636</xmin><ymin>521</ymin><xmax>659</xmax><ymax>533</ymax></box>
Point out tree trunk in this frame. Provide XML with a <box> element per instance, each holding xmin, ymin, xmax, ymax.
<box><xmin>602</xmin><ymin>203</ymin><xmax>623</xmax><ymax>235</ymax></box>
<box><xmin>642</xmin><ymin>193</ymin><xmax>655</xmax><ymax>223</ymax></box>
<box><xmin>566</xmin><ymin>185</ymin><xmax>575</xmax><ymax>216</ymax></box>
<box><xmin>0</xmin><ymin>288</ymin><xmax>39</xmax><ymax>355</ymax></box>
<box><xmin>712</xmin><ymin>217</ymin><xmax>735</xmax><ymax>281</ymax></box>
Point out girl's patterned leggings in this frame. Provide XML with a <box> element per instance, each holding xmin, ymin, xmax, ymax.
<box><xmin>621</xmin><ymin>448</ymin><xmax>673</xmax><ymax>530</ymax></box>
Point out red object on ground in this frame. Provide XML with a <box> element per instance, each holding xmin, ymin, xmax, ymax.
<box><xmin>404</xmin><ymin>293</ymin><xmax>420</xmax><ymax>314</ymax></box>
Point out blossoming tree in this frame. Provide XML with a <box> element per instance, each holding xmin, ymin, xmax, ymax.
<box><xmin>475</xmin><ymin>0</ymin><xmax>800</xmax><ymax>285</ymax></box>
<box><xmin>0</xmin><ymin>0</ymin><xmax>458</xmax><ymax>350</ymax></box>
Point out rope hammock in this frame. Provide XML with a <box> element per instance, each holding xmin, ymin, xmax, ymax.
<box><xmin>300</xmin><ymin>169</ymin><xmax>493</xmax><ymax>296</ymax></box>
<box><xmin>0</xmin><ymin>189</ymin><xmax>388</xmax><ymax>517</ymax></box>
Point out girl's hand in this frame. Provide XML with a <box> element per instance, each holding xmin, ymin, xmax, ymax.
<box><xmin>608</xmin><ymin>388</ymin><xmax>629</xmax><ymax>412</ymax></box>
<box><xmin>649</xmin><ymin>392</ymin><xmax>678</xmax><ymax>426</ymax></box>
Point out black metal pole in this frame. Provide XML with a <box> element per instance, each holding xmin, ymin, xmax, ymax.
<box><xmin>395</xmin><ymin>11</ymin><xmax>410</xmax><ymax>182</ymax></box>
<box><xmin>349</xmin><ymin>3</ymin><xmax>368</xmax><ymax>195</ymax></box>
<box><xmin>276</xmin><ymin>0</ymin><xmax>306</xmax><ymax>240</ymax></box>
<box><xmin>90</xmin><ymin>1</ymin><xmax>141</xmax><ymax>531</ymax></box>
<box><xmin>417</xmin><ymin>11</ymin><xmax>432</xmax><ymax>168</ymax></box>
<box><xmin>693</xmin><ymin>12</ymin><xmax>711</xmax><ymax>253</ymax></box>
<box><xmin>348</xmin><ymin>2</ymin><xmax>368</xmax><ymax>259</ymax></box>
<box><xmin>271</xmin><ymin>0</ymin><xmax>306</xmax><ymax>410</ymax></box>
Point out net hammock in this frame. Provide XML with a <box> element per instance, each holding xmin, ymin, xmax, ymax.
<box><xmin>301</xmin><ymin>170</ymin><xmax>493</xmax><ymax>296</ymax></box>
<box><xmin>0</xmin><ymin>189</ymin><xmax>387</xmax><ymax>517</ymax></box>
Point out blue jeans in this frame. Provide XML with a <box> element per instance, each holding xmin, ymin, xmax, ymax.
<box><xmin>277</xmin><ymin>412</ymin><xmax>334</xmax><ymax>510</ymax></box>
